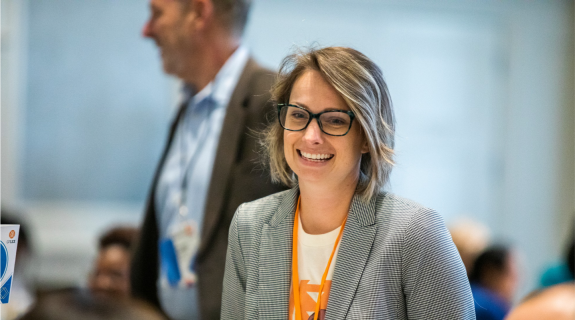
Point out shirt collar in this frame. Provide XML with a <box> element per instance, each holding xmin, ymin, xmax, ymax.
<box><xmin>183</xmin><ymin>45</ymin><xmax>250</xmax><ymax>109</ymax></box>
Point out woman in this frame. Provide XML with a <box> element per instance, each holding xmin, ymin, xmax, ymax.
<box><xmin>89</xmin><ymin>226</ymin><xmax>139</xmax><ymax>298</ymax></box>
<box><xmin>221</xmin><ymin>47</ymin><xmax>475</xmax><ymax>319</ymax></box>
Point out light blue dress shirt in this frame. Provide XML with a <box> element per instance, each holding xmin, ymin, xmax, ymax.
<box><xmin>154</xmin><ymin>46</ymin><xmax>249</xmax><ymax>320</ymax></box>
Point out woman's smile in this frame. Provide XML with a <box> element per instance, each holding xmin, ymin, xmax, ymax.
<box><xmin>298</xmin><ymin>150</ymin><xmax>334</xmax><ymax>162</ymax></box>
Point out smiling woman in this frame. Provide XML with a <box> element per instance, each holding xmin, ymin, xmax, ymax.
<box><xmin>265</xmin><ymin>47</ymin><xmax>395</xmax><ymax>203</ymax></box>
<box><xmin>281</xmin><ymin>69</ymin><xmax>369</xmax><ymax>215</ymax></box>
<box><xmin>221</xmin><ymin>47</ymin><xmax>475</xmax><ymax>320</ymax></box>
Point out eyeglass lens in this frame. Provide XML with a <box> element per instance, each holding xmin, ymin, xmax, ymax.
<box><xmin>280</xmin><ymin>105</ymin><xmax>351</xmax><ymax>136</ymax></box>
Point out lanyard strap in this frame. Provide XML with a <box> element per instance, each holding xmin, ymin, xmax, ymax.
<box><xmin>291</xmin><ymin>196</ymin><xmax>347</xmax><ymax>320</ymax></box>
<box><xmin>178</xmin><ymin>97</ymin><xmax>213</xmax><ymax>217</ymax></box>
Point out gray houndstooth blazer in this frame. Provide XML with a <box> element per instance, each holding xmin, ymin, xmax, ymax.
<box><xmin>222</xmin><ymin>187</ymin><xmax>476</xmax><ymax>319</ymax></box>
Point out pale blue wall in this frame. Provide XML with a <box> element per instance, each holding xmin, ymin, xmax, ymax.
<box><xmin>23</xmin><ymin>0</ymin><xmax>173</xmax><ymax>201</ymax></box>
<box><xmin>244</xmin><ymin>1</ymin><xmax>507</xmax><ymax>226</ymax></box>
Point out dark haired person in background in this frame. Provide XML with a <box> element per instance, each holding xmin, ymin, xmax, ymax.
<box><xmin>540</xmin><ymin>229</ymin><xmax>574</xmax><ymax>287</ymax></box>
<box><xmin>569</xmin><ymin>241</ymin><xmax>574</xmax><ymax>279</ymax></box>
<box><xmin>89</xmin><ymin>227</ymin><xmax>139</xmax><ymax>298</ymax></box>
<box><xmin>131</xmin><ymin>0</ymin><xmax>285</xmax><ymax>318</ymax></box>
<box><xmin>469</xmin><ymin>245</ymin><xmax>519</xmax><ymax>320</ymax></box>
<box><xmin>20</xmin><ymin>288</ymin><xmax>167</xmax><ymax>320</ymax></box>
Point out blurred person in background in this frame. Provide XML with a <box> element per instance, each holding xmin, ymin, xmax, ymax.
<box><xmin>20</xmin><ymin>288</ymin><xmax>168</xmax><ymax>320</ymax></box>
<box><xmin>449</xmin><ymin>218</ymin><xmax>491</xmax><ymax>275</ymax></box>
<box><xmin>131</xmin><ymin>0</ymin><xmax>285</xmax><ymax>319</ymax></box>
<box><xmin>539</xmin><ymin>227</ymin><xmax>574</xmax><ymax>287</ymax></box>
<box><xmin>1</xmin><ymin>209</ymin><xmax>35</xmax><ymax>320</ymax></box>
<box><xmin>469</xmin><ymin>245</ymin><xmax>520</xmax><ymax>320</ymax></box>
<box><xmin>89</xmin><ymin>226</ymin><xmax>139</xmax><ymax>298</ymax></box>
<box><xmin>567</xmin><ymin>241</ymin><xmax>574</xmax><ymax>278</ymax></box>
<box><xmin>505</xmin><ymin>283</ymin><xmax>575</xmax><ymax>320</ymax></box>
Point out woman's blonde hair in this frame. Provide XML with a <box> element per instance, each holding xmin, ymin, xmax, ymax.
<box><xmin>263</xmin><ymin>46</ymin><xmax>395</xmax><ymax>201</ymax></box>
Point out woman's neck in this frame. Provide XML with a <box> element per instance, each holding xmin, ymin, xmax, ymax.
<box><xmin>298</xmin><ymin>180</ymin><xmax>357</xmax><ymax>235</ymax></box>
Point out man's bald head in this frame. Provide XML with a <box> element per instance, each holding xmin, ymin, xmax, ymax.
<box><xmin>505</xmin><ymin>283</ymin><xmax>575</xmax><ymax>320</ymax></box>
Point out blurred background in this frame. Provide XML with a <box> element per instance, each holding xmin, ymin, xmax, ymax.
<box><xmin>1</xmin><ymin>0</ymin><xmax>573</xmax><ymax>310</ymax></box>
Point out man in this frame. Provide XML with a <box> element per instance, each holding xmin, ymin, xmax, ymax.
<box><xmin>130</xmin><ymin>1</ymin><xmax>285</xmax><ymax>319</ymax></box>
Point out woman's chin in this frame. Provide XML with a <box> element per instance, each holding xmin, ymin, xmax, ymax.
<box><xmin>292</xmin><ymin>167</ymin><xmax>329</xmax><ymax>185</ymax></box>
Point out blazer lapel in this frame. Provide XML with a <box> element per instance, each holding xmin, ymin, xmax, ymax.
<box><xmin>257</xmin><ymin>187</ymin><xmax>299</xmax><ymax>319</ymax></box>
<box><xmin>325</xmin><ymin>194</ymin><xmax>378</xmax><ymax>320</ymax></box>
<box><xmin>198</xmin><ymin>58</ymin><xmax>257</xmax><ymax>257</ymax></box>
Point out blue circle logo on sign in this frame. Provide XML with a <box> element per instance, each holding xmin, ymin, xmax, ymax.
<box><xmin>0</xmin><ymin>241</ymin><xmax>8</xmax><ymax>282</ymax></box>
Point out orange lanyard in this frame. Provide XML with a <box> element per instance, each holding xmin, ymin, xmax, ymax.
<box><xmin>291</xmin><ymin>196</ymin><xmax>347</xmax><ymax>320</ymax></box>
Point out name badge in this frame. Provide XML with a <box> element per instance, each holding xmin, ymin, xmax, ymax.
<box><xmin>159</xmin><ymin>220</ymin><xmax>200</xmax><ymax>288</ymax></box>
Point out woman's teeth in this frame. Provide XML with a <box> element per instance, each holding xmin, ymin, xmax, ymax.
<box><xmin>300</xmin><ymin>151</ymin><xmax>334</xmax><ymax>161</ymax></box>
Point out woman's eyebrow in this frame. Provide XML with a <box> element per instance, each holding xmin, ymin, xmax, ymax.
<box><xmin>289</xmin><ymin>102</ymin><xmax>345</xmax><ymax>112</ymax></box>
<box><xmin>290</xmin><ymin>101</ymin><xmax>309</xmax><ymax>110</ymax></box>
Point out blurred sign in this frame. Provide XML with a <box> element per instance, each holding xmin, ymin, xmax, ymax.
<box><xmin>1</xmin><ymin>225</ymin><xmax>20</xmax><ymax>304</ymax></box>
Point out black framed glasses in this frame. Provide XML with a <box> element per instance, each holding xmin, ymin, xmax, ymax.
<box><xmin>277</xmin><ymin>104</ymin><xmax>356</xmax><ymax>136</ymax></box>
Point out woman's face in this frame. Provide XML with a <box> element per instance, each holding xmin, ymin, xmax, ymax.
<box><xmin>284</xmin><ymin>70</ymin><xmax>368</xmax><ymax>189</ymax></box>
<box><xmin>88</xmin><ymin>245</ymin><xmax>131</xmax><ymax>297</ymax></box>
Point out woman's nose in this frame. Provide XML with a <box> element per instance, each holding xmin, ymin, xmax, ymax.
<box><xmin>302</xmin><ymin>119</ymin><xmax>324</xmax><ymax>144</ymax></box>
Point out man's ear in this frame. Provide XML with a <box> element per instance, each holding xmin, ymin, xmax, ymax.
<box><xmin>188</xmin><ymin>0</ymin><xmax>214</xmax><ymax>30</ymax></box>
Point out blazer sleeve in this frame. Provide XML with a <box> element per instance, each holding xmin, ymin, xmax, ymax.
<box><xmin>402</xmin><ymin>208</ymin><xmax>476</xmax><ymax>319</ymax></box>
<box><xmin>221</xmin><ymin>204</ymin><xmax>247</xmax><ymax>319</ymax></box>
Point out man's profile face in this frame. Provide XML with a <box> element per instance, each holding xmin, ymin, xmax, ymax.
<box><xmin>142</xmin><ymin>0</ymin><xmax>195</xmax><ymax>78</ymax></box>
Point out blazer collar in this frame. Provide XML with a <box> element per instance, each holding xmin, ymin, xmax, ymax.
<box><xmin>325</xmin><ymin>192</ymin><xmax>379</xmax><ymax>319</ymax></box>
<box><xmin>269</xmin><ymin>186</ymin><xmax>299</xmax><ymax>227</ymax></box>
<box><xmin>269</xmin><ymin>185</ymin><xmax>378</xmax><ymax>228</ymax></box>
<box><xmin>264</xmin><ymin>185</ymin><xmax>380</xmax><ymax>320</ymax></box>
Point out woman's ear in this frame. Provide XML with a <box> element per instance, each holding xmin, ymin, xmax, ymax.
<box><xmin>361</xmin><ymin>139</ymin><xmax>369</xmax><ymax>154</ymax></box>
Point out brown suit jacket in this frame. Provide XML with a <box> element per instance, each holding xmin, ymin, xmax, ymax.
<box><xmin>130</xmin><ymin>58</ymin><xmax>286</xmax><ymax>319</ymax></box>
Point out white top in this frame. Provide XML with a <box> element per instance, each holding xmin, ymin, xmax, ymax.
<box><xmin>290</xmin><ymin>215</ymin><xmax>342</xmax><ymax>320</ymax></box>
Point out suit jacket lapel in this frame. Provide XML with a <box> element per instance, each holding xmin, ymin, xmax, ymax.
<box><xmin>325</xmin><ymin>193</ymin><xmax>378</xmax><ymax>320</ymax></box>
<box><xmin>257</xmin><ymin>187</ymin><xmax>299</xmax><ymax>319</ymax></box>
<box><xmin>198</xmin><ymin>58</ymin><xmax>258</xmax><ymax>257</ymax></box>
<box><xmin>131</xmin><ymin>91</ymin><xmax>191</xmax><ymax>308</ymax></box>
